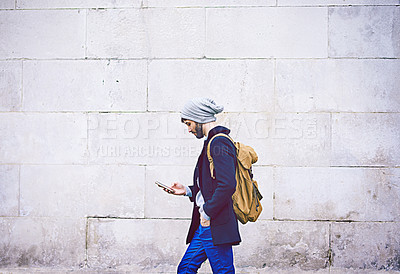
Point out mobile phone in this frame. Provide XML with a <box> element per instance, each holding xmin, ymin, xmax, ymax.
<box><xmin>155</xmin><ymin>181</ymin><xmax>175</xmax><ymax>193</ymax></box>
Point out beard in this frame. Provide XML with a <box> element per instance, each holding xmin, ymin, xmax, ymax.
<box><xmin>194</xmin><ymin>123</ymin><xmax>204</xmax><ymax>139</ymax></box>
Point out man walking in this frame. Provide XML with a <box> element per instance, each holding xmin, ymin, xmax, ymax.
<box><xmin>167</xmin><ymin>97</ymin><xmax>241</xmax><ymax>273</ymax></box>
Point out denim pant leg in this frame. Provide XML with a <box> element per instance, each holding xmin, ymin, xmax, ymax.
<box><xmin>199</xmin><ymin>226</ymin><xmax>235</xmax><ymax>274</ymax></box>
<box><xmin>178</xmin><ymin>226</ymin><xmax>208</xmax><ymax>274</ymax></box>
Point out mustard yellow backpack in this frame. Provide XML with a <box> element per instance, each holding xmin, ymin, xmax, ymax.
<box><xmin>207</xmin><ymin>133</ymin><xmax>263</xmax><ymax>224</ymax></box>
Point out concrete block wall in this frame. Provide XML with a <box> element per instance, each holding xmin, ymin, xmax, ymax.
<box><xmin>0</xmin><ymin>0</ymin><xmax>399</xmax><ymax>273</ymax></box>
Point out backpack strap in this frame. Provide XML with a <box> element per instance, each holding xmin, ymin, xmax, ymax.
<box><xmin>206</xmin><ymin>133</ymin><xmax>235</xmax><ymax>179</ymax></box>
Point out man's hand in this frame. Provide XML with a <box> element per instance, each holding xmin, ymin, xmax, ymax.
<box><xmin>165</xmin><ymin>182</ymin><xmax>186</xmax><ymax>196</ymax></box>
<box><xmin>200</xmin><ymin>215</ymin><xmax>210</xmax><ymax>227</ymax></box>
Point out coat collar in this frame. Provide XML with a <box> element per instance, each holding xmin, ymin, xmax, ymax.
<box><xmin>204</xmin><ymin>126</ymin><xmax>231</xmax><ymax>145</ymax></box>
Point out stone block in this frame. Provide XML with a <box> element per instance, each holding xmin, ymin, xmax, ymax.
<box><xmin>278</xmin><ymin>0</ymin><xmax>399</xmax><ymax>6</ymax></box>
<box><xmin>20</xmin><ymin>165</ymin><xmax>145</xmax><ymax>218</ymax></box>
<box><xmin>235</xmin><ymin>221</ymin><xmax>330</xmax><ymax>270</ymax></box>
<box><xmin>20</xmin><ymin>165</ymin><xmax>85</xmax><ymax>218</ymax></box>
<box><xmin>329</xmin><ymin>6</ymin><xmax>400</xmax><ymax>58</ymax></box>
<box><xmin>86</xmin><ymin>165</ymin><xmax>145</xmax><ymax>218</ymax></box>
<box><xmin>144</xmin><ymin>0</ymin><xmax>276</xmax><ymax>7</ymax></box>
<box><xmin>0</xmin><ymin>10</ymin><xmax>85</xmax><ymax>59</ymax></box>
<box><xmin>148</xmin><ymin>59</ymin><xmax>274</xmax><ymax>112</ymax></box>
<box><xmin>87</xmin><ymin>218</ymin><xmax>190</xmax><ymax>271</ymax></box>
<box><xmin>0</xmin><ymin>61</ymin><xmax>22</xmax><ymax>111</ymax></box>
<box><xmin>23</xmin><ymin>60</ymin><xmax>147</xmax><ymax>112</ymax></box>
<box><xmin>276</xmin><ymin>59</ymin><xmax>400</xmax><ymax>113</ymax></box>
<box><xmin>0</xmin><ymin>165</ymin><xmax>19</xmax><ymax>216</ymax></box>
<box><xmin>218</xmin><ymin>112</ymin><xmax>331</xmax><ymax>166</ymax></box>
<box><xmin>332</xmin><ymin>113</ymin><xmax>400</xmax><ymax>166</ymax></box>
<box><xmin>145</xmin><ymin>165</ymin><xmax>193</xmax><ymax>219</ymax></box>
<box><xmin>87</xmin><ymin>8</ymin><xmax>204</xmax><ymax>58</ymax></box>
<box><xmin>0</xmin><ymin>113</ymin><xmax>87</xmax><ymax>164</ymax></box>
<box><xmin>0</xmin><ymin>0</ymin><xmax>14</xmax><ymax>9</ymax></box>
<box><xmin>0</xmin><ymin>217</ymin><xmax>86</xmax><ymax>268</ymax></box>
<box><xmin>16</xmin><ymin>0</ymin><xmax>141</xmax><ymax>8</ymax></box>
<box><xmin>252</xmin><ymin>166</ymin><xmax>274</xmax><ymax>220</ymax></box>
<box><xmin>86</xmin><ymin>9</ymin><xmax>146</xmax><ymax>59</ymax></box>
<box><xmin>274</xmin><ymin>167</ymin><xmax>400</xmax><ymax>221</ymax></box>
<box><xmin>88</xmin><ymin>112</ymin><xmax>201</xmax><ymax>166</ymax></box>
<box><xmin>331</xmin><ymin>222</ymin><xmax>400</xmax><ymax>271</ymax></box>
<box><xmin>206</xmin><ymin>7</ymin><xmax>327</xmax><ymax>58</ymax></box>
<box><xmin>142</xmin><ymin>8</ymin><xmax>205</xmax><ymax>58</ymax></box>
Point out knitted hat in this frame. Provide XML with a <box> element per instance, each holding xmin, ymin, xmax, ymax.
<box><xmin>180</xmin><ymin>97</ymin><xmax>224</xmax><ymax>124</ymax></box>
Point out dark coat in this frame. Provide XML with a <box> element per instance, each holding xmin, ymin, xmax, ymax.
<box><xmin>186</xmin><ymin>126</ymin><xmax>241</xmax><ymax>246</ymax></box>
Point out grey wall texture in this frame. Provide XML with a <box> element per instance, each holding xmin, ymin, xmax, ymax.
<box><xmin>0</xmin><ymin>0</ymin><xmax>399</xmax><ymax>273</ymax></box>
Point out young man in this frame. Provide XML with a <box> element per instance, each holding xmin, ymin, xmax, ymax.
<box><xmin>166</xmin><ymin>97</ymin><xmax>241</xmax><ymax>273</ymax></box>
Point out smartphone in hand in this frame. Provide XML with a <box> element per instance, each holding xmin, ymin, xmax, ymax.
<box><xmin>155</xmin><ymin>181</ymin><xmax>175</xmax><ymax>194</ymax></box>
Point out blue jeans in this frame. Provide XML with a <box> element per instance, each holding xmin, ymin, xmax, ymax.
<box><xmin>177</xmin><ymin>225</ymin><xmax>235</xmax><ymax>274</ymax></box>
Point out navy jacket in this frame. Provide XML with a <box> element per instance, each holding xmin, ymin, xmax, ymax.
<box><xmin>186</xmin><ymin>126</ymin><xmax>241</xmax><ymax>246</ymax></box>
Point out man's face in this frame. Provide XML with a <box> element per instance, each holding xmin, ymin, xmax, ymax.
<box><xmin>184</xmin><ymin>120</ymin><xmax>204</xmax><ymax>139</ymax></box>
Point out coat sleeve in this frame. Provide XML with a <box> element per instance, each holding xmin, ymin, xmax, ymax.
<box><xmin>188</xmin><ymin>165</ymin><xmax>200</xmax><ymax>203</ymax></box>
<box><xmin>203</xmin><ymin>136</ymin><xmax>237</xmax><ymax>219</ymax></box>
<box><xmin>188</xmin><ymin>185</ymin><xmax>195</xmax><ymax>202</ymax></box>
